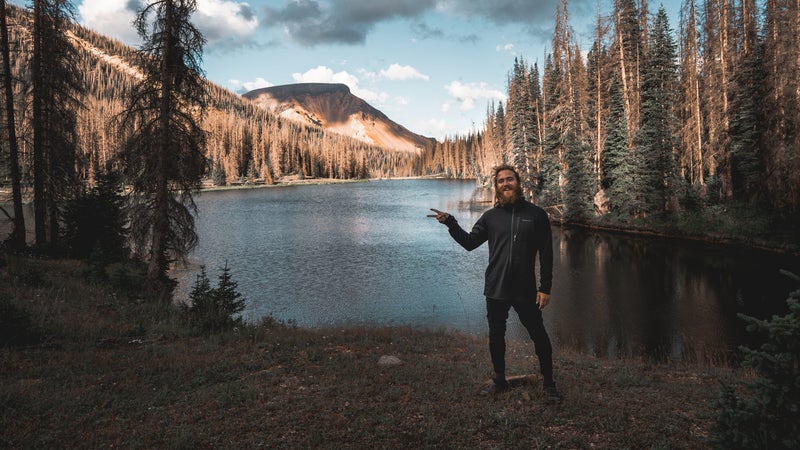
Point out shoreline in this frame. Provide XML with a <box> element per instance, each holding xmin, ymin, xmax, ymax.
<box><xmin>3</xmin><ymin>177</ymin><xmax>797</xmax><ymax>255</ymax></box>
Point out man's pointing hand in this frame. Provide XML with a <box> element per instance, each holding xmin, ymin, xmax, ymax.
<box><xmin>427</xmin><ymin>208</ymin><xmax>451</xmax><ymax>223</ymax></box>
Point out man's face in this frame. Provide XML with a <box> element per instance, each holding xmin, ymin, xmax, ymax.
<box><xmin>496</xmin><ymin>169</ymin><xmax>521</xmax><ymax>204</ymax></box>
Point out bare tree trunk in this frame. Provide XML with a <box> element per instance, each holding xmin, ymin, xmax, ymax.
<box><xmin>32</xmin><ymin>0</ymin><xmax>47</xmax><ymax>245</ymax></box>
<box><xmin>148</xmin><ymin>0</ymin><xmax>176</xmax><ymax>281</ymax></box>
<box><xmin>719</xmin><ymin>0</ymin><xmax>732</xmax><ymax>198</ymax></box>
<box><xmin>1</xmin><ymin>0</ymin><xmax>25</xmax><ymax>247</ymax></box>
<box><xmin>680</xmin><ymin>0</ymin><xmax>705</xmax><ymax>190</ymax></box>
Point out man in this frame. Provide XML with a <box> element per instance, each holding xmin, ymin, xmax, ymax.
<box><xmin>428</xmin><ymin>164</ymin><xmax>561</xmax><ymax>402</ymax></box>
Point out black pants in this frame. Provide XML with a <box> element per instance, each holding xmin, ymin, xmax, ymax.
<box><xmin>486</xmin><ymin>297</ymin><xmax>554</xmax><ymax>385</ymax></box>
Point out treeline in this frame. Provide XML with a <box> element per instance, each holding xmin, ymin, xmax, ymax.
<box><xmin>0</xmin><ymin>1</ymin><xmax>444</xmax><ymax>285</ymax></box>
<box><xmin>2</xmin><ymin>2</ymin><xmax>438</xmax><ymax>194</ymax></box>
<box><xmin>477</xmin><ymin>0</ymin><xmax>800</xmax><ymax>226</ymax></box>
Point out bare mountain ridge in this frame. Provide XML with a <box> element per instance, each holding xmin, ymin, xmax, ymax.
<box><xmin>243</xmin><ymin>83</ymin><xmax>435</xmax><ymax>153</ymax></box>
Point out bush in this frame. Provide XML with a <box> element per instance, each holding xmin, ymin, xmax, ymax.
<box><xmin>713</xmin><ymin>273</ymin><xmax>800</xmax><ymax>449</ymax></box>
<box><xmin>182</xmin><ymin>263</ymin><xmax>246</xmax><ymax>335</ymax></box>
<box><xmin>61</xmin><ymin>171</ymin><xmax>127</xmax><ymax>264</ymax></box>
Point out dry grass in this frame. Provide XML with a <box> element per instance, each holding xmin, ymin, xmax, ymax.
<box><xmin>1</xmin><ymin>256</ymin><xmax>745</xmax><ymax>449</ymax></box>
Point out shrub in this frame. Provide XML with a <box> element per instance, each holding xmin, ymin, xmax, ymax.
<box><xmin>61</xmin><ymin>171</ymin><xmax>127</xmax><ymax>264</ymax></box>
<box><xmin>182</xmin><ymin>263</ymin><xmax>246</xmax><ymax>335</ymax></box>
<box><xmin>713</xmin><ymin>273</ymin><xmax>800</xmax><ymax>449</ymax></box>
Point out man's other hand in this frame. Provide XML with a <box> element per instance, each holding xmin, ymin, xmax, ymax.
<box><xmin>536</xmin><ymin>292</ymin><xmax>550</xmax><ymax>310</ymax></box>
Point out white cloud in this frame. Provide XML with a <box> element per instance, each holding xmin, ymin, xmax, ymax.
<box><xmin>193</xmin><ymin>0</ymin><xmax>259</xmax><ymax>45</ymax></box>
<box><xmin>445</xmin><ymin>81</ymin><xmax>506</xmax><ymax>111</ymax></box>
<box><xmin>417</xmin><ymin>118</ymin><xmax>449</xmax><ymax>140</ymax></box>
<box><xmin>77</xmin><ymin>0</ymin><xmax>258</xmax><ymax>49</ymax></box>
<box><xmin>228</xmin><ymin>77</ymin><xmax>273</xmax><ymax>93</ymax></box>
<box><xmin>395</xmin><ymin>96</ymin><xmax>409</xmax><ymax>105</ymax></box>
<box><xmin>379</xmin><ymin>64</ymin><xmax>429</xmax><ymax>81</ymax></box>
<box><xmin>77</xmin><ymin>0</ymin><xmax>140</xmax><ymax>45</ymax></box>
<box><xmin>441</xmin><ymin>102</ymin><xmax>451</xmax><ymax>113</ymax></box>
<box><xmin>292</xmin><ymin>66</ymin><xmax>388</xmax><ymax>105</ymax></box>
<box><xmin>496</xmin><ymin>43</ymin><xmax>516</xmax><ymax>55</ymax></box>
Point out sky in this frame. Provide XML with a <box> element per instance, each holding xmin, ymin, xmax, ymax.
<box><xmin>63</xmin><ymin>0</ymin><xmax>680</xmax><ymax>141</ymax></box>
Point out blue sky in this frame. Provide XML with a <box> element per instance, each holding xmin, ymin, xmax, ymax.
<box><xmin>69</xmin><ymin>0</ymin><xmax>681</xmax><ymax>140</ymax></box>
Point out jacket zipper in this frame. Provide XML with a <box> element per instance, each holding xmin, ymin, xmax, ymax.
<box><xmin>509</xmin><ymin>207</ymin><xmax>516</xmax><ymax>264</ymax></box>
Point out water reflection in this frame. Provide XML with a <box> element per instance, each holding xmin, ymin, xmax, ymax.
<box><xmin>174</xmin><ymin>180</ymin><xmax>799</xmax><ymax>364</ymax></box>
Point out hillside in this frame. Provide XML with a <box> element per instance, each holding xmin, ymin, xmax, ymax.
<box><xmin>1</xmin><ymin>4</ymin><xmax>450</xmax><ymax>185</ymax></box>
<box><xmin>244</xmin><ymin>83</ymin><xmax>436</xmax><ymax>153</ymax></box>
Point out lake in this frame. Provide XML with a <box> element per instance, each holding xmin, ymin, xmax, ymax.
<box><xmin>174</xmin><ymin>179</ymin><xmax>799</xmax><ymax>363</ymax></box>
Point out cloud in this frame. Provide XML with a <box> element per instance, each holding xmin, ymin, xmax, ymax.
<box><xmin>262</xmin><ymin>0</ymin><xmax>437</xmax><ymax>46</ymax></box>
<box><xmin>77</xmin><ymin>0</ymin><xmax>260</xmax><ymax>50</ymax></box>
<box><xmin>228</xmin><ymin>77</ymin><xmax>273</xmax><ymax>93</ymax></box>
<box><xmin>259</xmin><ymin>0</ymin><xmax>591</xmax><ymax>47</ymax></box>
<box><xmin>77</xmin><ymin>0</ymin><xmax>140</xmax><ymax>45</ymax></box>
<box><xmin>419</xmin><ymin>118</ymin><xmax>449</xmax><ymax>139</ymax></box>
<box><xmin>496</xmin><ymin>42</ymin><xmax>516</xmax><ymax>56</ymax></box>
<box><xmin>379</xmin><ymin>64</ymin><xmax>429</xmax><ymax>81</ymax></box>
<box><xmin>410</xmin><ymin>20</ymin><xmax>479</xmax><ymax>44</ymax></box>
<box><xmin>193</xmin><ymin>0</ymin><xmax>260</xmax><ymax>49</ymax></box>
<box><xmin>444</xmin><ymin>81</ymin><xmax>505</xmax><ymax>112</ymax></box>
<box><xmin>292</xmin><ymin>65</ymin><xmax>388</xmax><ymax>105</ymax></box>
<box><xmin>439</xmin><ymin>0</ymin><xmax>577</xmax><ymax>25</ymax></box>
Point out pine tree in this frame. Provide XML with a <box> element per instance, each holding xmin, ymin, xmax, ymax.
<box><xmin>508</xmin><ymin>57</ymin><xmax>536</xmax><ymax>193</ymax></box>
<box><xmin>564</xmin><ymin>131</ymin><xmax>594</xmax><ymax>222</ymax></box>
<box><xmin>714</xmin><ymin>280</ymin><xmax>800</xmax><ymax>448</ymax></box>
<box><xmin>61</xmin><ymin>170</ymin><xmax>127</xmax><ymax>262</ymax></box>
<box><xmin>728</xmin><ymin>0</ymin><xmax>765</xmax><ymax>202</ymax></box>
<box><xmin>602</xmin><ymin>75</ymin><xmax>635</xmax><ymax>218</ymax></box>
<box><xmin>633</xmin><ymin>6</ymin><xmax>679</xmax><ymax>217</ymax></box>
<box><xmin>538</xmin><ymin>54</ymin><xmax>563</xmax><ymax>207</ymax></box>
<box><xmin>118</xmin><ymin>0</ymin><xmax>207</xmax><ymax>284</ymax></box>
<box><xmin>31</xmin><ymin>0</ymin><xmax>82</xmax><ymax>247</ymax></box>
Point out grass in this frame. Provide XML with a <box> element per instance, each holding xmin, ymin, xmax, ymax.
<box><xmin>0</xmin><ymin>256</ymin><xmax>748</xmax><ymax>448</ymax></box>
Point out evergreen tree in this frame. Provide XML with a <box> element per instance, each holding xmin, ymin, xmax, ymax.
<box><xmin>61</xmin><ymin>170</ymin><xmax>127</xmax><ymax>262</ymax></box>
<box><xmin>564</xmin><ymin>132</ymin><xmax>594</xmax><ymax>222</ymax></box>
<box><xmin>494</xmin><ymin>101</ymin><xmax>506</xmax><ymax>156</ymax></box>
<box><xmin>31</xmin><ymin>0</ymin><xmax>82</xmax><ymax>247</ymax></box>
<box><xmin>602</xmin><ymin>76</ymin><xmax>635</xmax><ymax>218</ymax></box>
<box><xmin>633</xmin><ymin>6</ymin><xmax>679</xmax><ymax>216</ymax></box>
<box><xmin>118</xmin><ymin>0</ymin><xmax>207</xmax><ymax>284</ymax></box>
<box><xmin>508</xmin><ymin>57</ymin><xmax>536</xmax><ymax>193</ymax></box>
<box><xmin>714</xmin><ymin>279</ymin><xmax>800</xmax><ymax>449</ymax></box>
<box><xmin>728</xmin><ymin>0</ymin><xmax>765</xmax><ymax>203</ymax></box>
<box><xmin>183</xmin><ymin>263</ymin><xmax>246</xmax><ymax>334</ymax></box>
<box><xmin>538</xmin><ymin>54</ymin><xmax>563</xmax><ymax>207</ymax></box>
<box><xmin>529</xmin><ymin>63</ymin><xmax>544</xmax><ymax>178</ymax></box>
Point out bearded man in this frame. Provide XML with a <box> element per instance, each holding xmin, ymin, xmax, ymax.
<box><xmin>428</xmin><ymin>164</ymin><xmax>561</xmax><ymax>401</ymax></box>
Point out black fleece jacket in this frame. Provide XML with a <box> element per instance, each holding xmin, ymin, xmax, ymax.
<box><xmin>443</xmin><ymin>198</ymin><xmax>553</xmax><ymax>300</ymax></box>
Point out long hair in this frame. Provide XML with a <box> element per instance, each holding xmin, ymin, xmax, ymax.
<box><xmin>492</xmin><ymin>164</ymin><xmax>524</xmax><ymax>205</ymax></box>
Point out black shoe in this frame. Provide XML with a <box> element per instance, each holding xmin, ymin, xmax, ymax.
<box><xmin>479</xmin><ymin>378</ymin><xmax>509</xmax><ymax>396</ymax></box>
<box><xmin>544</xmin><ymin>385</ymin><xmax>562</xmax><ymax>403</ymax></box>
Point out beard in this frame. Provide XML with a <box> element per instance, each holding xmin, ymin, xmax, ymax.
<box><xmin>496</xmin><ymin>185</ymin><xmax>523</xmax><ymax>205</ymax></box>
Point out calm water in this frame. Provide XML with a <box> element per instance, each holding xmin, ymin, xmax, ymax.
<box><xmin>174</xmin><ymin>179</ymin><xmax>799</xmax><ymax>363</ymax></box>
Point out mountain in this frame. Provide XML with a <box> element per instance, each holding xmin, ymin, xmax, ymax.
<box><xmin>243</xmin><ymin>83</ymin><xmax>435</xmax><ymax>153</ymax></box>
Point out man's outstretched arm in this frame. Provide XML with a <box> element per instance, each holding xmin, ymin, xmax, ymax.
<box><xmin>428</xmin><ymin>208</ymin><xmax>487</xmax><ymax>251</ymax></box>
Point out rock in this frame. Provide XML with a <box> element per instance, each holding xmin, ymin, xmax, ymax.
<box><xmin>377</xmin><ymin>355</ymin><xmax>402</xmax><ymax>366</ymax></box>
<box><xmin>594</xmin><ymin>189</ymin><xmax>610</xmax><ymax>215</ymax></box>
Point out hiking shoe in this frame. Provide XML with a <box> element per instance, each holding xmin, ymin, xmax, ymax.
<box><xmin>544</xmin><ymin>385</ymin><xmax>562</xmax><ymax>403</ymax></box>
<box><xmin>479</xmin><ymin>379</ymin><xmax>509</xmax><ymax>396</ymax></box>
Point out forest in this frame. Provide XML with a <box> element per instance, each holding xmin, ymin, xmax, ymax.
<box><xmin>478</xmin><ymin>0</ymin><xmax>800</xmax><ymax>237</ymax></box>
<box><xmin>1</xmin><ymin>0</ymin><xmax>799</xmax><ymax>286</ymax></box>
